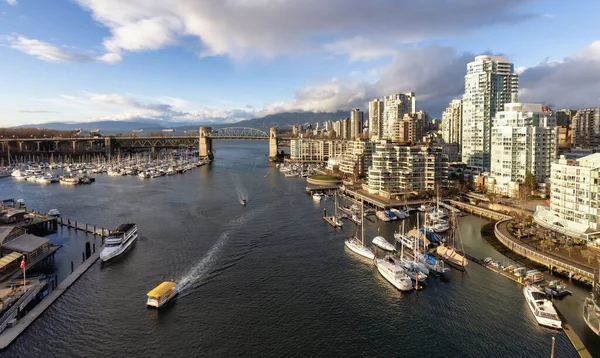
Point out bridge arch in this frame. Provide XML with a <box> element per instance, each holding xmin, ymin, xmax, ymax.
<box><xmin>209</xmin><ymin>127</ymin><xmax>269</xmax><ymax>139</ymax></box>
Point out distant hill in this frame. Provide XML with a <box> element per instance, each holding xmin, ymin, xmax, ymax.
<box><xmin>13</xmin><ymin>111</ymin><xmax>352</xmax><ymax>133</ymax></box>
<box><xmin>229</xmin><ymin>111</ymin><xmax>349</xmax><ymax>129</ymax></box>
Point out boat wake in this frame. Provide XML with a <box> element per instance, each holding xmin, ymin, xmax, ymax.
<box><xmin>174</xmin><ymin>207</ymin><xmax>265</xmax><ymax>296</ymax></box>
<box><xmin>232</xmin><ymin>173</ymin><xmax>249</xmax><ymax>202</ymax></box>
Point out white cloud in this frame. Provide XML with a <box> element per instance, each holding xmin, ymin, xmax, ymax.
<box><xmin>519</xmin><ymin>40</ymin><xmax>600</xmax><ymax>108</ymax></box>
<box><xmin>72</xmin><ymin>0</ymin><xmax>534</xmax><ymax>61</ymax></box>
<box><xmin>3</xmin><ymin>35</ymin><xmax>120</xmax><ymax>64</ymax></box>
<box><xmin>5</xmin><ymin>0</ymin><xmax>17</xmax><ymax>6</ymax></box>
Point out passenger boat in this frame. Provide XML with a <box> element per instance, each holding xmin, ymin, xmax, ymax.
<box><xmin>147</xmin><ymin>281</ymin><xmax>178</xmax><ymax>308</ymax></box>
<box><xmin>47</xmin><ymin>209</ymin><xmax>60</xmax><ymax>217</ymax></box>
<box><xmin>523</xmin><ymin>284</ymin><xmax>561</xmax><ymax>329</ymax></box>
<box><xmin>100</xmin><ymin>223</ymin><xmax>138</xmax><ymax>262</ymax></box>
<box><xmin>375</xmin><ymin>257</ymin><xmax>413</xmax><ymax>291</ymax></box>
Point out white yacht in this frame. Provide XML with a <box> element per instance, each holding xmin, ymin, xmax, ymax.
<box><xmin>312</xmin><ymin>192</ymin><xmax>323</xmax><ymax>202</ymax></box>
<box><xmin>372</xmin><ymin>236</ymin><xmax>396</xmax><ymax>252</ymax></box>
<box><xmin>523</xmin><ymin>285</ymin><xmax>562</xmax><ymax>329</ymax></box>
<box><xmin>100</xmin><ymin>223</ymin><xmax>138</xmax><ymax>262</ymax></box>
<box><xmin>375</xmin><ymin>257</ymin><xmax>413</xmax><ymax>291</ymax></box>
<box><xmin>47</xmin><ymin>209</ymin><xmax>60</xmax><ymax>217</ymax></box>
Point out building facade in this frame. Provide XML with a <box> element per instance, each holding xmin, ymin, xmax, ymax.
<box><xmin>290</xmin><ymin>139</ymin><xmax>349</xmax><ymax>162</ymax></box>
<box><xmin>349</xmin><ymin>109</ymin><xmax>364</xmax><ymax>140</ymax></box>
<box><xmin>461</xmin><ymin>55</ymin><xmax>519</xmax><ymax>171</ymax></box>
<box><xmin>338</xmin><ymin>140</ymin><xmax>376</xmax><ymax>178</ymax></box>
<box><xmin>489</xmin><ymin>103</ymin><xmax>557</xmax><ymax>197</ymax></box>
<box><xmin>368</xmin><ymin>99</ymin><xmax>384</xmax><ymax>141</ymax></box>
<box><xmin>442</xmin><ymin>99</ymin><xmax>462</xmax><ymax>145</ymax></box>
<box><xmin>571</xmin><ymin>107</ymin><xmax>600</xmax><ymax>148</ymax></box>
<box><xmin>382</xmin><ymin>92</ymin><xmax>416</xmax><ymax>140</ymax></box>
<box><xmin>367</xmin><ymin>142</ymin><xmax>448</xmax><ymax>197</ymax></box>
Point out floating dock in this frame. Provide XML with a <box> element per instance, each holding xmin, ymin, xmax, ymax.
<box><xmin>322</xmin><ymin>208</ymin><xmax>341</xmax><ymax>228</ymax></box>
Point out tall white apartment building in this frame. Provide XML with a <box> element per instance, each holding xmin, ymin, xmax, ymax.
<box><xmin>350</xmin><ymin>109</ymin><xmax>364</xmax><ymax>140</ymax></box>
<box><xmin>461</xmin><ymin>55</ymin><xmax>518</xmax><ymax>171</ymax></box>
<box><xmin>368</xmin><ymin>99</ymin><xmax>384</xmax><ymax>140</ymax></box>
<box><xmin>367</xmin><ymin>142</ymin><xmax>448</xmax><ymax>197</ymax></box>
<box><xmin>382</xmin><ymin>92</ymin><xmax>416</xmax><ymax>140</ymax></box>
<box><xmin>442</xmin><ymin>99</ymin><xmax>462</xmax><ymax>145</ymax></box>
<box><xmin>534</xmin><ymin>154</ymin><xmax>600</xmax><ymax>241</ymax></box>
<box><xmin>490</xmin><ymin>103</ymin><xmax>557</xmax><ymax>197</ymax></box>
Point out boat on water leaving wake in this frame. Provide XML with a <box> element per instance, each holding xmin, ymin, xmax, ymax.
<box><xmin>147</xmin><ymin>281</ymin><xmax>178</xmax><ymax>308</ymax></box>
<box><xmin>240</xmin><ymin>199</ymin><xmax>247</xmax><ymax>206</ymax></box>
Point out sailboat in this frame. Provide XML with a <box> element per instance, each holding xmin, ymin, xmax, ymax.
<box><xmin>334</xmin><ymin>191</ymin><xmax>343</xmax><ymax>227</ymax></box>
<box><xmin>344</xmin><ymin>198</ymin><xmax>374</xmax><ymax>260</ymax></box>
<box><xmin>436</xmin><ymin>212</ymin><xmax>468</xmax><ymax>271</ymax></box>
<box><xmin>416</xmin><ymin>214</ymin><xmax>450</xmax><ymax>276</ymax></box>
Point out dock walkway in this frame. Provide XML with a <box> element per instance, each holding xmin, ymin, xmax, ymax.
<box><xmin>57</xmin><ymin>217</ymin><xmax>110</xmax><ymax>237</ymax></box>
<box><xmin>0</xmin><ymin>247</ymin><xmax>102</xmax><ymax>350</ymax></box>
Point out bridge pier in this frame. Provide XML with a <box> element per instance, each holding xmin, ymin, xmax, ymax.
<box><xmin>72</xmin><ymin>141</ymin><xmax>77</xmax><ymax>153</ymax></box>
<box><xmin>199</xmin><ymin>126</ymin><xmax>213</xmax><ymax>158</ymax></box>
<box><xmin>104</xmin><ymin>137</ymin><xmax>115</xmax><ymax>158</ymax></box>
<box><xmin>18</xmin><ymin>141</ymin><xmax>23</xmax><ymax>152</ymax></box>
<box><xmin>269</xmin><ymin>127</ymin><xmax>278</xmax><ymax>161</ymax></box>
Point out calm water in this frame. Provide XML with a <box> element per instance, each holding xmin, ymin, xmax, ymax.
<box><xmin>0</xmin><ymin>140</ymin><xmax>585</xmax><ymax>357</ymax></box>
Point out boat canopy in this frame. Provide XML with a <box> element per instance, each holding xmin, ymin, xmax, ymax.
<box><xmin>147</xmin><ymin>281</ymin><xmax>176</xmax><ymax>297</ymax></box>
<box><xmin>0</xmin><ymin>251</ymin><xmax>23</xmax><ymax>270</ymax></box>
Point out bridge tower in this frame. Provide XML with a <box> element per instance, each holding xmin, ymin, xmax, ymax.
<box><xmin>199</xmin><ymin>126</ymin><xmax>213</xmax><ymax>158</ymax></box>
<box><xmin>269</xmin><ymin>127</ymin><xmax>278</xmax><ymax>160</ymax></box>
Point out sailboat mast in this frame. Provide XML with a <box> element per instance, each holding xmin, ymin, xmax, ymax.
<box><xmin>361</xmin><ymin>198</ymin><xmax>365</xmax><ymax>246</ymax></box>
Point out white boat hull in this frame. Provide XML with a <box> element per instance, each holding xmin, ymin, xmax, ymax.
<box><xmin>100</xmin><ymin>233</ymin><xmax>138</xmax><ymax>262</ymax></box>
<box><xmin>345</xmin><ymin>238</ymin><xmax>374</xmax><ymax>260</ymax></box>
<box><xmin>376</xmin><ymin>259</ymin><xmax>413</xmax><ymax>291</ymax></box>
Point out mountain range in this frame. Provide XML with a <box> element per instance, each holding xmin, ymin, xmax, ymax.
<box><xmin>15</xmin><ymin>111</ymin><xmax>350</xmax><ymax>133</ymax></box>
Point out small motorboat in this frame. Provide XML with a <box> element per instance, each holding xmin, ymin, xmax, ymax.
<box><xmin>240</xmin><ymin>199</ymin><xmax>247</xmax><ymax>206</ymax></box>
<box><xmin>372</xmin><ymin>236</ymin><xmax>396</xmax><ymax>252</ymax></box>
<box><xmin>47</xmin><ymin>209</ymin><xmax>60</xmax><ymax>217</ymax></box>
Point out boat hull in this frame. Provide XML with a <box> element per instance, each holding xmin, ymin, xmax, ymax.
<box><xmin>100</xmin><ymin>233</ymin><xmax>138</xmax><ymax>262</ymax></box>
<box><xmin>376</xmin><ymin>260</ymin><xmax>412</xmax><ymax>291</ymax></box>
<box><xmin>344</xmin><ymin>239</ymin><xmax>374</xmax><ymax>260</ymax></box>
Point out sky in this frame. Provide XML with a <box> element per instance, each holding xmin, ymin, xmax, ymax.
<box><xmin>1</xmin><ymin>0</ymin><xmax>600</xmax><ymax>127</ymax></box>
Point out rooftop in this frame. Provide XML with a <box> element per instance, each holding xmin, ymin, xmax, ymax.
<box><xmin>2</xmin><ymin>234</ymin><xmax>50</xmax><ymax>254</ymax></box>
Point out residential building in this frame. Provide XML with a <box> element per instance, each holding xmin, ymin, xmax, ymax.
<box><xmin>290</xmin><ymin>138</ymin><xmax>349</xmax><ymax>162</ymax></box>
<box><xmin>461</xmin><ymin>55</ymin><xmax>519</xmax><ymax>171</ymax></box>
<box><xmin>392</xmin><ymin>113</ymin><xmax>423</xmax><ymax>143</ymax></box>
<box><xmin>368</xmin><ymin>99</ymin><xmax>384</xmax><ymax>141</ymax></box>
<box><xmin>442</xmin><ymin>99</ymin><xmax>462</xmax><ymax>145</ymax></box>
<box><xmin>571</xmin><ymin>107</ymin><xmax>600</xmax><ymax>148</ymax></box>
<box><xmin>489</xmin><ymin>103</ymin><xmax>557</xmax><ymax>197</ymax></box>
<box><xmin>340</xmin><ymin>118</ymin><xmax>350</xmax><ymax>140</ymax></box>
<box><xmin>555</xmin><ymin>109</ymin><xmax>576</xmax><ymax>127</ymax></box>
<box><xmin>382</xmin><ymin>92</ymin><xmax>416</xmax><ymax>140</ymax></box>
<box><xmin>367</xmin><ymin>142</ymin><xmax>448</xmax><ymax>198</ymax></box>
<box><xmin>534</xmin><ymin>154</ymin><xmax>600</xmax><ymax>241</ymax></box>
<box><xmin>558</xmin><ymin>126</ymin><xmax>571</xmax><ymax>147</ymax></box>
<box><xmin>349</xmin><ymin>109</ymin><xmax>364</xmax><ymax>140</ymax></box>
<box><xmin>338</xmin><ymin>140</ymin><xmax>376</xmax><ymax>178</ymax></box>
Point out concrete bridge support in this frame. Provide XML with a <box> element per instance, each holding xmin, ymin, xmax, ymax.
<box><xmin>269</xmin><ymin>127</ymin><xmax>278</xmax><ymax>160</ymax></box>
<box><xmin>104</xmin><ymin>137</ymin><xmax>115</xmax><ymax>158</ymax></box>
<box><xmin>199</xmin><ymin>126</ymin><xmax>213</xmax><ymax>158</ymax></box>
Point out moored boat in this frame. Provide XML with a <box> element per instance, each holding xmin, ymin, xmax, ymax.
<box><xmin>147</xmin><ymin>281</ymin><xmax>178</xmax><ymax>308</ymax></box>
<box><xmin>523</xmin><ymin>284</ymin><xmax>561</xmax><ymax>329</ymax></box>
<box><xmin>47</xmin><ymin>209</ymin><xmax>60</xmax><ymax>217</ymax></box>
<box><xmin>100</xmin><ymin>223</ymin><xmax>138</xmax><ymax>262</ymax></box>
<box><xmin>372</xmin><ymin>236</ymin><xmax>396</xmax><ymax>252</ymax></box>
<box><xmin>375</xmin><ymin>257</ymin><xmax>413</xmax><ymax>291</ymax></box>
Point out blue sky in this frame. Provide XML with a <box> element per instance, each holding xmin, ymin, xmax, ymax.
<box><xmin>1</xmin><ymin>0</ymin><xmax>599</xmax><ymax>127</ymax></box>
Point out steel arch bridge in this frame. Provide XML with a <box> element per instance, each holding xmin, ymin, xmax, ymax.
<box><xmin>209</xmin><ymin>127</ymin><xmax>269</xmax><ymax>139</ymax></box>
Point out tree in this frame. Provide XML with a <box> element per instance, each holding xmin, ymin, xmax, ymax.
<box><xmin>523</xmin><ymin>172</ymin><xmax>537</xmax><ymax>196</ymax></box>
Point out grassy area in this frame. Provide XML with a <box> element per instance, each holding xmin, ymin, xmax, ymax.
<box><xmin>310</xmin><ymin>175</ymin><xmax>336</xmax><ymax>181</ymax></box>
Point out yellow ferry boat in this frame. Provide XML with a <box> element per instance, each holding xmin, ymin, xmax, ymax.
<box><xmin>146</xmin><ymin>281</ymin><xmax>177</xmax><ymax>308</ymax></box>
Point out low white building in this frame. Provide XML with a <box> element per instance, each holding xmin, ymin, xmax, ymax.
<box><xmin>490</xmin><ymin>103</ymin><xmax>557</xmax><ymax>197</ymax></box>
<box><xmin>290</xmin><ymin>139</ymin><xmax>349</xmax><ymax>162</ymax></box>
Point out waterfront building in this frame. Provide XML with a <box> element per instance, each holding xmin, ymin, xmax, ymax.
<box><xmin>534</xmin><ymin>154</ymin><xmax>600</xmax><ymax>241</ymax></box>
<box><xmin>489</xmin><ymin>103</ymin><xmax>557</xmax><ymax>197</ymax></box>
<box><xmin>338</xmin><ymin>140</ymin><xmax>376</xmax><ymax>178</ymax></box>
<box><xmin>368</xmin><ymin>99</ymin><xmax>384</xmax><ymax>141</ymax></box>
<box><xmin>290</xmin><ymin>138</ymin><xmax>349</xmax><ymax>162</ymax></box>
<box><xmin>442</xmin><ymin>99</ymin><xmax>462</xmax><ymax>145</ymax></box>
<box><xmin>350</xmin><ymin>109</ymin><xmax>364</xmax><ymax>140</ymax></box>
<box><xmin>571</xmin><ymin>107</ymin><xmax>600</xmax><ymax>148</ymax></box>
<box><xmin>461</xmin><ymin>55</ymin><xmax>519</xmax><ymax>171</ymax></box>
<box><xmin>367</xmin><ymin>142</ymin><xmax>448</xmax><ymax>198</ymax></box>
<box><xmin>382</xmin><ymin>92</ymin><xmax>416</xmax><ymax>140</ymax></box>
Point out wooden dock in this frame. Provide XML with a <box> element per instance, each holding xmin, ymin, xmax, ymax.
<box><xmin>0</xmin><ymin>245</ymin><xmax>103</xmax><ymax>350</ymax></box>
<box><xmin>323</xmin><ymin>216</ymin><xmax>342</xmax><ymax>228</ymax></box>
<box><xmin>57</xmin><ymin>217</ymin><xmax>110</xmax><ymax>237</ymax></box>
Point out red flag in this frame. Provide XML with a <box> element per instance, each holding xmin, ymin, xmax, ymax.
<box><xmin>20</xmin><ymin>256</ymin><xmax>25</xmax><ymax>269</ymax></box>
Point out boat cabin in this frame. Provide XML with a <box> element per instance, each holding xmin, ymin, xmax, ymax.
<box><xmin>146</xmin><ymin>281</ymin><xmax>177</xmax><ymax>308</ymax></box>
